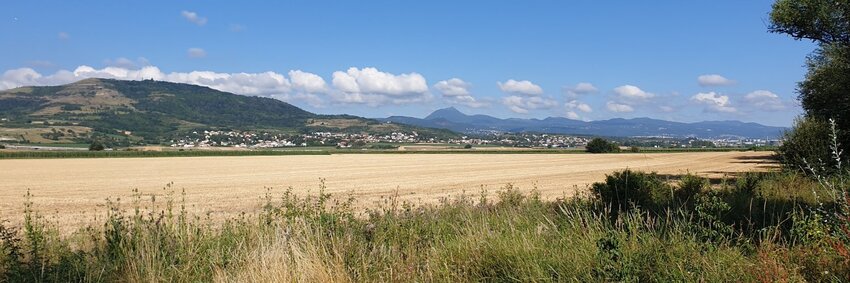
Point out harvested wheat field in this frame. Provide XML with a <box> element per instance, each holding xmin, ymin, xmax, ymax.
<box><xmin>0</xmin><ymin>151</ymin><xmax>775</xmax><ymax>231</ymax></box>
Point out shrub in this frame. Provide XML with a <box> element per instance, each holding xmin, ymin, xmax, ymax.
<box><xmin>464</xmin><ymin>144</ymin><xmax>472</xmax><ymax>149</ymax></box>
<box><xmin>586</xmin><ymin>138</ymin><xmax>620</xmax><ymax>153</ymax></box>
<box><xmin>88</xmin><ymin>141</ymin><xmax>105</xmax><ymax>151</ymax></box>
<box><xmin>591</xmin><ymin>170</ymin><xmax>670</xmax><ymax>214</ymax></box>
<box><xmin>629</xmin><ymin>146</ymin><xmax>640</xmax><ymax>153</ymax></box>
<box><xmin>675</xmin><ymin>174</ymin><xmax>708</xmax><ymax>207</ymax></box>
<box><xmin>692</xmin><ymin>192</ymin><xmax>734</xmax><ymax>242</ymax></box>
<box><xmin>777</xmin><ymin>117</ymin><xmax>833</xmax><ymax>172</ymax></box>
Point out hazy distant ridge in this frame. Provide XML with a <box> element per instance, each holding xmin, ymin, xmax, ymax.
<box><xmin>379</xmin><ymin>107</ymin><xmax>786</xmax><ymax>139</ymax></box>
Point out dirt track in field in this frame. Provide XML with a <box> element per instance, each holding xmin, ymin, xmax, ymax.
<box><xmin>0</xmin><ymin>151</ymin><xmax>776</xmax><ymax>231</ymax></box>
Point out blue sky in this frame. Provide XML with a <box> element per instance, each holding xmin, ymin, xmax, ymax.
<box><xmin>0</xmin><ymin>1</ymin><xmax>815</xmax><ymax>126</ymax></box>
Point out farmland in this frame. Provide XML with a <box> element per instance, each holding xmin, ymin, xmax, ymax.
<box><xmin>0</xmin><ymin>151</ymin><xmax>775</xmax><ymax>232</ymax></box>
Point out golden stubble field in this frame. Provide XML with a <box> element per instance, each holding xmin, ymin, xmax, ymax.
<box><xmin>0</xmin><ymin>151</ymin><xmax>775</xmax><ymax>232</ymax></box>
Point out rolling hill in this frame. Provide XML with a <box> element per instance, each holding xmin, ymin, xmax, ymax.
<box><xmin>380</xmin><ymin>107</ymin><xmax>787</xmax><ymax>139</ymax></box>
<box><xmin>0</xmin><ymin>78</ymin><xmax>457</xmax><ymax>143</ymax></box>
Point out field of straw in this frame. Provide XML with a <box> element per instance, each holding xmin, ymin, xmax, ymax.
<box><xmin>0</xmin><ymin>151</ymin><xmax>774</xmax><ymax>231</ymax></box>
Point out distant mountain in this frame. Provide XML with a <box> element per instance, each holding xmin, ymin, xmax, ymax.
<box><xmin>0</xmin><ymin>79</ymin><xmax>458</xmax><ymax>142</ymax></box>
<box><xmin>380</xmin><ymin>107</ymin><xmax>786</xmax><ymax>139</ymax></box>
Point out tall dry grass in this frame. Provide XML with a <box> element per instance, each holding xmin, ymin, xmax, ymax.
<box><xmin>1</xmin><ymin>167</ymin><xmax>849</xmax><ymax>282</ymax></box>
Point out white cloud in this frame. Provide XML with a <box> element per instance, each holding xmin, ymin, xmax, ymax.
<box><xmin>434</xmin><ymin>78</ymin><xmax>488</xmax><ymax>108</ymax></box>
<box><xmin>697</xmin><ymin>74</ymin><xmax>735</xmax><ymax>87</ymax></box>
<box><xmin>606</xmin><ymin>101</ymin><xmax>634</xmax><ymax>113</ymax></box>
<box><xmin>434</xmin><ymin>78</ymin><xmax>470</xmax><ymax>96</ymax></box>
<box><xmin>0</xmin><ymin>65</ymin><xmax>294</xmax><ymax>97</ymax></box>
<box><xmin>564</xmin><ymin>82</ymin><xmax>598</xmax><ymax>98</ymax></box>
<box><xmin>502</xmin><ymin>95</ymin><xmax>557</xmax><ymax>114</ymax></box>
<box><xmin>57</xmin><ymin>32</ymin><xmax>70</xmax><ymax>40</ymax></box>
<box><xmin>565</xmin><ymin>111</ymin><xmax>580</xmax><ymax>120</ymax></box>
<box><xmin>613</xmin><ymin>85</ymin><xmax>654</xmax><ymax>101</ymax></box>
<box><xmin>691</xmin><ymin>92</ymin><xmax>736</xmax><ymax>113</ymax></box>
<box><xmin>288</xmin><ymin>70</ymin><xmax>327</xmax><ymax>93</ymax></box>
<box><xmin>181</xmin><ymin>10</ymin><xmax>207</xmax><ymax>26</ymax></box>
<box><xmin>565</xmin><ymin>100</ymin><xmax>592</xmax><ymax>113</ymax></box>
<box><xmin>331</xmin><ymin>67</ymin><xmax>427</xmax><ymax>97</ymax></box>
<box><xmin>659</xmin><ymin>105</ymin><xmax>675</xmax><ymax>113</ymax></box>
<box><xmin>497</xmin><ymin>79</ymin><xmax>543</xmax><ymax>96</ymax></box>
<box><xmin>446</xmin><ymin>95</ymin><xmax>489</xmax><ymax>108</ymax></box>
<box><xmin>187</xmin><ymin>48</ymin><xmax>207</xmax><ymax>58</ymax></box>
<box><xmin>744</xmin><ymin>90</ymin><xmax>785</xmax><ymax>111</ymax></box>
<box><xmin>0</xmin><ymin>65</ymin><xmax>434</xmax><ymax>107</ymax></box>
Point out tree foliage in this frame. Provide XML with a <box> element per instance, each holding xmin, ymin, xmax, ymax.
<box><xmin>777</xmin><ymin>117</ymin><xmax>833</xmax><ymax>171</ymax></box>
<box><xmin>586</xmin><ymin>138</ymin><xmax>620</xmax><ymax>153</ymax></box>
<box><xmin>769</xmin><ymin>0</ymin><xmax>850</xmax><ymax>45</ymax></box>
<box><xmin>770</xmin><ymin>0</ymin><xmax>850</xmax><ymax>169</ymax></box>
<box><xmin>88</xmin><ymin>141</ymin><xmax>105</xmax><ymax>151</ymax></box>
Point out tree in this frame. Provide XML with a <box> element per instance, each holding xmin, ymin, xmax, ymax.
<box><xmin>777</xmin><ymin>117</ymin><xmax>833</xmax><ymax>171</ymax></box>
<box><xmin>770</xmin><ymin>0</ymin><xmax>850</xmax><ymax>168</ymax></box>
<box><xmin>89</xmin><ymin>141</ymin><xmax>105</xmax><ymax>151</ymax></box>
<box><xmin>769</xmin><ymin>0</ymin><xmax>850</xmax><ymax>45</ymax></box>
<box><xmin>586</xmin><ymin>138</ymin><xmax>620</xmax><ymax>153</ymax></box>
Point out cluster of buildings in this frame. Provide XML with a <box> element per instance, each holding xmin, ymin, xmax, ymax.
<box><xmin>169</xmin><ymin>130</ymin><xmax>429</xmax><ymax>148</ymax></box>
<box><xmin>705</xmin><ymin>137</ymin><xmax>781</xmax><ymax>148</ymax></box>
<box><xmin>448</xmin><ymin>134</ymin><xmax>591</xmax><ymax>148</ymax></box>
<box><xmin>167</xmin><ymin>129</ymin><xmax>779</xmax><ymax>149</ymax></box>
<box><xmin>170</xmin><ymin>130</ymin><xmax>306</xmax><ymax>148</ymax></box>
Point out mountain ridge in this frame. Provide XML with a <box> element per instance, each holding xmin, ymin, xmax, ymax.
<box><xmin>0</xmin><ymin>79</ymin><xmax>458</xmax><ymax>143</ymax></box>
<box><xmin>379</xmin><ymin>107</ymin><xmax>786</xmax><ymax>139</ymax></box>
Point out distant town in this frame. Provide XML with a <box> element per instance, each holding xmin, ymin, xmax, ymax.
<box><xmin>168</xmin><ymin>129</ymin><xmax>781</xmax><ymax>149</ymax></box>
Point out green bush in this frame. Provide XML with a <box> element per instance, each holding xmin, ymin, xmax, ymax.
<box><xmin>777</xmin><ymin>117</ymin><xmax>833</xmax><ymax>172</ymax></box>
<box><xmin>88</xmin><ymin>141</ymin><xmax>105</xmax><ymax>151</ymax></box>
<box><xmin>586</xmin><ymin>138</ymin><xmax>620</xmax><ymax>153</ymax></box>
<box><xmin>591</xmin><ymin>170</ymin><xmax>671</xmax><ymax>214</ymax></box>
<box><xmin>675</xmin><ymin>174</ymin><xmax>708</xmax><ymax>208</ymax></box>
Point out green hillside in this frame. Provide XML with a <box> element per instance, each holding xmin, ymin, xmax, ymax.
<box><xmin>0</xmin><ymin>78</ymin><xmax>457</xmax><ymax>144</ymax></box>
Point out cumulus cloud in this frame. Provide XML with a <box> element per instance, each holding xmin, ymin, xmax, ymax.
<box><xmin>0</xmin><ymin>65</ymin><xmax>466</xmax><ymax>108</ymax></box>
<box><xmin>502</xmin><ymin>95</ymin><xmax>557</xmax><ymax>114</ymax></box>
<box><xmin>697</xmin><ymin>74</ymin><xmax>735</xmax><ymax>87</ymax></box>
<box><xmin>288</xmin><ymin>70</ymin><xmax>327</xmax><ymax>93</ymax></box>
<box><xmin>497</xmin><ymin>79</ymin><xmax>543</xmax><ymax>96</ymax></box>
<box><xmin>744</xmin><ymin>90</ymin><xmax>785</xmax><ymax>111</ymax></box>
<box><xmin>0</xmin><ymin>65</ymin><xmax>293</xmax><ymax>97</ymax></box>
<box><xmin>565</xmin><ymin>100</ymin><xmax>592</xmax><ymax>113</ymax></box>
<box><xmin>613</xmin><ymin>85</ymin><xmax>654</xmax><ymax>101</ymax></box>
<box><xmin>181</xmin><ymin>10</ymin><xmax>207</xmax><ymax>26</ymax></box>
<box><xmin>564</xmin><ymin>99</ymin><xmax>592</xmax><ymax>120</ymax></box>
<box><xmin>325</xmin><ymin>67</ymin><xmax>432</xmax><ymax>106</ymax></box>
<box><xmin>606</xmin><ymin>101</ymin><xmax>634</xmax><ymax>113</ymax></box>
<box><xmin>187</xmin><ymin>48</ymin><xmax>207</xmax><ymax>58</ymax></box>
<box><xmin>434</xmin><ymin>78</ymin><xmax>488</xmax><ymax>108</ymax></box>
<box><xmin>331</xmin><ymin>67</ymin><xmax>427</xmax><ymax>97</ymax></box>
<box><xmin>564</xmin><ymin>82</ymin><xmax>598</xmax><ymax>98</ymax></box>
<box><xmin>691</xmin><ymin>92</ymin><xmax>736</xmax><ymax>113</ymax></box>
<box><xmin>434</xmin><ymin>78</ymin><xmax>470</xmax><ymax>96</ymax></box>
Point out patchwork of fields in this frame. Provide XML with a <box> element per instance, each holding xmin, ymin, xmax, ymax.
<box><xmin>0</xmin><ymin>151</ymin><xmax>776</xmax><ymax>232</ymax></box>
